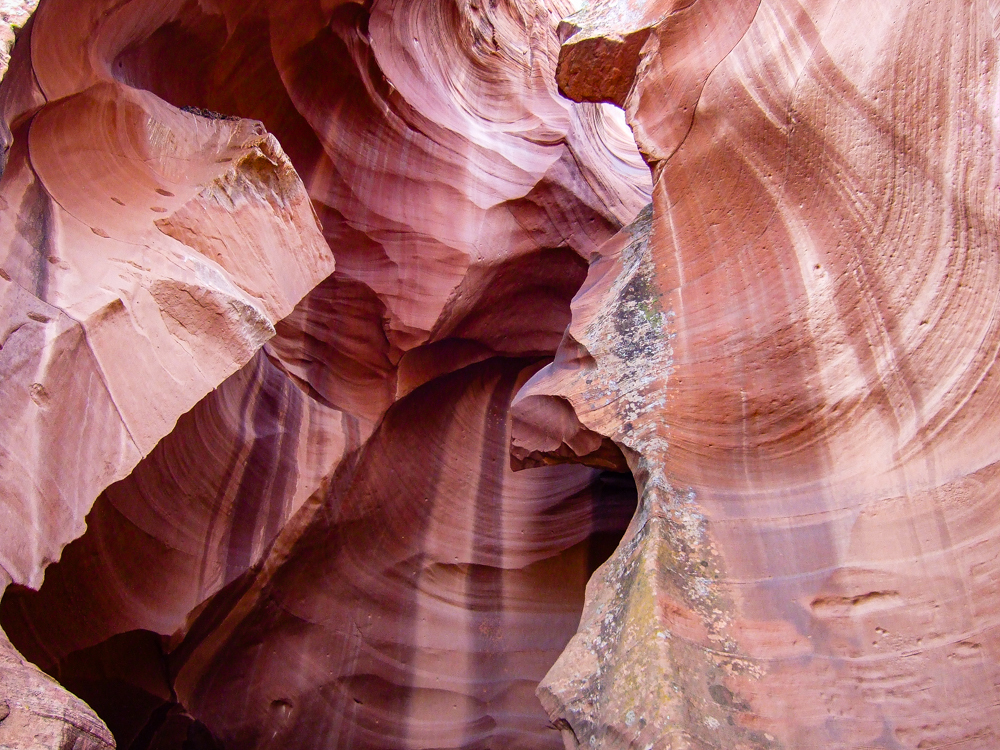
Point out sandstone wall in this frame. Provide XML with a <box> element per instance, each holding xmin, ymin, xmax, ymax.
<box><xmin>2</xmin><ymin>0</ymin><xmax>999</xmax><ymax>748</ymax></box>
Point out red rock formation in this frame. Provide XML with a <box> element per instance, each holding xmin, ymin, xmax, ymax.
<box><xmin>0</xmin><ymin>0</ymin><xmax>648</xmax><ymax>746</ymax></box>
<box><xmin>6</xmin><ymin>0</ymin><xmax>1000</xmax><ymax>747</ymax></box>
<box><xmin>0</xmin><ymin>0</ymin><xmax>337</xmax><ymax>739</ymax></box>
<box><xmin>166</xmin><ymin>359</ymin><xmax>636</xmax><ymax>750</ymax></box>
<box><xmin>514</xmin><ymin>0</ymin><xmax>1000</xmax><ymax>748</ymax></box>
<box><xmin>0</xmin><ymin>76</ymin><xmax>334</xmax><ymax>591</ymax></box>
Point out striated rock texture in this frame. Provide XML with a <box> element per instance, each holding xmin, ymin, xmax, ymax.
<box><xmin>514</xmin><ymin>0</ymin><xmax>1000</xmax><ymax>748</ymax></box>
<box><xmin>0</xmin><ymin>96</ymin><xmax>333</xmax><ymax>588</ymax></box>
<box><xmin>3</xmin><ymin>0</ymin><xmax>1000</xmax><ymax>749</ymax></box>
<box><xmin>0</xmin><ymin>0</ymin><xmax>336</xmax><ymax>740</ymax></box>
<box><xmin>0</xmin><ymin>0</ymin><xmax>647</xmax><ymax>746</ymax></box>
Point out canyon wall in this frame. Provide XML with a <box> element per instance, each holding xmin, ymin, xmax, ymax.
<box><xmin>518</xmin><ymin>1</ymin><xmax>1000</xmax><ymax>748</ymax></box>
<box><xmin>2</xmin><ymin>0</ymin><xmax>1000</xmax><ymax>748</ymax></box>
<box><xmin>0</xmin><ymin>0</ymin><xmax>646</xmax><ymax>745</ymax></box>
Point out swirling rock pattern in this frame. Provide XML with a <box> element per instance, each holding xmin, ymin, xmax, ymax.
<box><xmin>0</xmin><ymin>0</ymin><xmax>648</xmax><ymax>746</ymax></box>
<box><xmin>515</xmin><ymin>0</ymin><xmax>1000</xmax><ymax>748</ymax></box>
<box><xmin>3</xmin><ymin>0</ymin><xmax>999</xmax><ymax>748</ymax></box>
<box><xmin>167</xmin><ymin>359</ymin><xmax>636</xmax><ymax>750</ymax></box>
<box><xmin>0</xmin><ymin>78</ymin><xmax>334</xmax><ymax>589</ymax></box>
<box><xmin>0</xmin><ymin>0</ymin><xmax>336</xmax><ymax>740</ymax></box>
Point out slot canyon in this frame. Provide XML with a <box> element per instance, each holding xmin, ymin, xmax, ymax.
<box><xmin>1</xmin><ymin>0</ymin><xmax>1000</xmax><ymax>748</ymax></box>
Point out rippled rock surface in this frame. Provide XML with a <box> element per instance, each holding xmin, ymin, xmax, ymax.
<box><xmin>516</xmin><ymin>0</ymin><xmax>1000</xmax><ymax>748</ymax></box>
<box><xmin>0</xmin><ymin>0</ymin><xmax>647</xmax><ymax>745</ymax></box>
<box><xmin>2</xmin><ymin>0</ymin><xmax>1000</xmax><ymax>748</ymax></box>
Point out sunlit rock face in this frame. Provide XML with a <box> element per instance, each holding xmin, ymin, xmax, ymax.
<box><xmin>513</xmin><ymin>0</ymin><xmax>1000</xmax><ymax>748</ymax></box>
<box><xmin>0</xmin><ymin>1</ymin><xmax>34</xmax><ymax>80</ymax></box>
<box><xmin>5</xmin><ymin>357</ymin><xmax>638</xmax><ymax>750</ymax></box>
<box><xmin>169</xmin><ymin>360</ymin><xmax>637</xmax><ymax>750</ymax></box>
<box><xmin>0</xmin><ymin>0</ymin><xmax>649</xmax><ymax>746</ymax></box>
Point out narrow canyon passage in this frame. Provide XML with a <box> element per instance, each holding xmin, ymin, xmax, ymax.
<box><xmin>0</xmin><ymin>0</ymin><xmax>651</xmax><ymax>746</ymax></box>
<box><xmin>3</xmin><ymin>357</ymin><xmax>638</xmax><ymax>749</ymax></box>
<box><xmin>5</xmin><ymin>0</ymin><xmax>1000</xmax><ymax>748</ymax></box>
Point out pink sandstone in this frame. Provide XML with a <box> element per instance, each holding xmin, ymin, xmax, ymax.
<box><xmin>1</xmin><ymin>0</ymin><xmax>999</xmax><ymax>748</ymax></box>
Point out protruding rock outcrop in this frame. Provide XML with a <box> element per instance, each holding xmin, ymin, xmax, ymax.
<box><xmin>0</xmin><ymin>1</ymin><xmax>338</xmax><ymax>739</ymax></box>
<box><xmin>0</xmin><ymin>1</ymin><xmax>34</xmax><ymax>79</ymax></box>
<box><xmin>0</xmin><ymin>624</ymin><xmax>114</xmax><ymax>750</ymax></box>
<box><xmin>0</xmin><ymin>90</ymin><xmax>334</xmax><ymax>588</ymax></box>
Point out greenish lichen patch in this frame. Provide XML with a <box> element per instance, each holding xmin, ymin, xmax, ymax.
<box><xmin>577</xmin><ymin>203</ymin><xmax>673</xmax><ymax>461</ymax></box>
<box><xmin>539</xmin><ymin>199</ymin><xmax>779</xmax><ymax>748</ymax></box>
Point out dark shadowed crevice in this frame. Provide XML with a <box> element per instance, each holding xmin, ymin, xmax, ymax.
<box><xmin>585</xmin><ymin>471</ymin><xmax>638</xmax><ymax>578</ymax></box>
<box><xmin>12</xmin><ymin>628</ymin><xmax>227</xmax><ymax>750</ymax></box>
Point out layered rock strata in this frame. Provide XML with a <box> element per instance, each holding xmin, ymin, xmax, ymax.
<box><xmin>0</xmin><ymin>2</ymin><xmax>338</xmax><ymax>739</ymax></box>
<box><xmin>0</xmin><ymin>0</ymin><xmax>649</xmax><ymax>746</ymax></box>
<box><xmin>3</xmin><ymin>0</ymin><xmax>999</xmax><ymax>748</ymax></box>
<box><xmin>513</xmin><ymin>0</ymin><xmax>1000</xmax><ymax>748</ymax></box>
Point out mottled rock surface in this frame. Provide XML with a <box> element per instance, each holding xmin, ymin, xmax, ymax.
<box><xmin>3</xmin><ymin>0</ymin><xmax>1000</xmax><ymax>748</ymax></box>
<box><xmin>0</xmin><ymin>624</ymin><xmax>114</xmax><ymax>750</ymax></box>
<box><xmin>516</xmin><ymin>0</ymin><xmax>1000</xmax><ymax>748</ymax></box>
<box><xmin>0</xmin><ymin>0</ymin><xmax>34</xmax><ymax>79</ymax></box>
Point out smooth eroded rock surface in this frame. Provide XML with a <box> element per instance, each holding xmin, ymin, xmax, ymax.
<box><xmin>0</xmin><ymin>0</ymin><xmax>649</xmax><ymax>746</ymax></box>
<box><xmin>5</xmin><ymin>0</ymin><xmax>1000</xmax><ymax>748</ymax></box>
<box><xmin>515</xmin><ymin>0</ymin><xmax>1000</xmax><ymax>748</ymax></box>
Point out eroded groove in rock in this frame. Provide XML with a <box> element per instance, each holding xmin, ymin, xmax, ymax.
<box><xmin>166</xmin><ymin>358</ymin><xmax>636</xmax><ymax>750</ymax></box>
<box><xmin>4</xmin><ymin>356</ymin><xmax>638</xmax><ymax>749</ymax></box>
<box><xmin>1</xmin><ymin>349</ymin><xmax>347</xmax><ymax>673</ymax></box>
<box><xmin>76</xmin><ymin>0</ymin><xmax>651</xmax><ymax>348</ymax></box>
<box><xmin>0</xmin><ymin>0</ymin><xmax>342</xmax><ymax>737</ymax></box>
